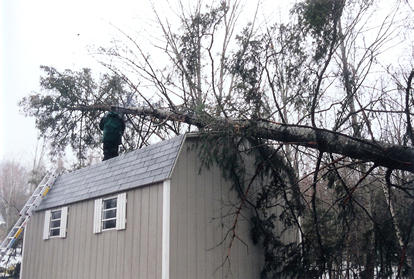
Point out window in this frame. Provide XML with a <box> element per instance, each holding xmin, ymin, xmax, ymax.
<box><xmin>93</xmin><ymin>193</ymin><xmax>126</xmax><ymax>234</ymax></box>
<box><xmin>50</xmin><ymin>209</ymin><xmax>62</xmax><ymax>237</ymax></box>
<box><xmin>43</xmin><ymin>207</ymin><xmax>68</xmax><ymax>240</ymax></box>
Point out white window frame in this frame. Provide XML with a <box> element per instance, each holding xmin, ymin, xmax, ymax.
<box><xmin>43</xmin><ymin>206</ymin><xmax>68</xmax><ymax>240</ymax></box>
<box><xmin>102</xmin><ymin>196</ymin><xmax>117</xmax><ymax>230</ymax></box>
<box><xmin>93</xmin><ymin>193</ymin><xmax>126</xmax><ymax>234</ymax></box>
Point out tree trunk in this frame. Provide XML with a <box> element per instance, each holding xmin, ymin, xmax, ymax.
<box><xmin>72</xmin><ymin>105</ymin><xmax>414</xmax><ymax>173</ymax></box>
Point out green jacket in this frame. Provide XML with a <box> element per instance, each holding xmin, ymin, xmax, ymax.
<box><xmin>99</xmin><ymin>111</ymin><xmax>126</xmax><ymax>144</ymax></box>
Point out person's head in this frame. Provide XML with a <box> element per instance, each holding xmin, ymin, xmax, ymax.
<box><xmin>110</xmin><ymin>105</ymin><xmax>117</xmax><ymax>112</ymax></box>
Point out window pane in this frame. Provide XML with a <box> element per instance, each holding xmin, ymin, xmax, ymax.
<box><xmin>50</xmin><ymin>228</ymin><xmax>60</xmax><ymax>237</ymax></box>
<box><xmin>103</xmin><ymin>219</ymin><xmax>116</xmax><ymax>230</ymax></box>
<box><xmin>103</xmin><ymin>198</ymin><xmax>117</xmax><ymax>209</ymax></box>
<box><xmin>51</xmin><ymin>210</ymin><xmax>61</xmax><ymax>220</ymax></box>
<box><xmin>103</xmin><ymin>209</ymin><xmax>116</xmax><ymax>219</ymax></box>
<box><xmin>51</xmin><ymin>220</ymin><xmax>61</xmax><ymax>229</ymax></box>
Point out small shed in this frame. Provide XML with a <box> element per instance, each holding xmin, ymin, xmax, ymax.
<box><xmin>20</xmin><ymin>133</ymin><xmax>291</xmax><ymax>278</ymax></box>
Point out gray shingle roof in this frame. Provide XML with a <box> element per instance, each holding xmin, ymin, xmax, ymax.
<box><xmin>37</xmin><ymin>134</ymin><xmax>185</xmax><ymax>211</ymax></box>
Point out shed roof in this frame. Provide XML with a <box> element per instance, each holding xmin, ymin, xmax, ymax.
<box><xmin>37</xmin><ymin>134</ymin><xmax>186</xmax><ymax>211</ymax></box>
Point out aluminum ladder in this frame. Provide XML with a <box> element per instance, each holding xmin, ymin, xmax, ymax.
<box><xmin>0</xmin><ymin>170</ymin><xmax>58</xmax><ymax>262</ymax></box>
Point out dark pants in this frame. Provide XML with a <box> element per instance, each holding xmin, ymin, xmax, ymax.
<box><xmin>103</xmin><ymin>142</ymin><xmax>119</xmax><ymax>161</ymax></box>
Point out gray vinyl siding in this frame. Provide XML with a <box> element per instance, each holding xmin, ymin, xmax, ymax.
<box><xmin>169</xmin><ymin>138</ymin><xmax>264</xmax><ymax>279</ymax></box>
<box><xmin>20</xmin><ymin>134</ymin><xmax>295</xmax><ymax>279</ymax></box>
<box><xmin>21</xmin><ymin>183</ymin><xmax>163</xmax><ymax>279</ymax></box>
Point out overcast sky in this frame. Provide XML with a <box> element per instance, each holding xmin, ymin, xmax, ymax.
<box><xmin>0</xmin><ymin>0</ymin><xmax>158</xmax><ymax>165</ymax></box>
<box><xmin>0</xmin><ymin>0</ymin><xmax>291</xmax><ymax>167</ymax></box>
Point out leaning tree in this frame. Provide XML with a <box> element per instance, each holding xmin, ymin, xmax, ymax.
<box><xmin>20</xmin><ymin>0</ymin><xmax>414</xmax><ymax>278</ymax></box>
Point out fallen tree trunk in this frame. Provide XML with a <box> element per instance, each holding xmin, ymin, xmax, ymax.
<box><xmin>254</xmin><ymin>123</ymin><xmax>414</xmax><ymax>173</ymax></box>
<box><xmin>74</xmin><ymin>105</ymin><xmax>414</xmax><ymax>173</ymax></box>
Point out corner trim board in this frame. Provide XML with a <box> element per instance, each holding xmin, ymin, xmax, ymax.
<box><xmin>162</xmin><ymin>180</ymin><xmax>170</xmax><ymax>279</ymax></box>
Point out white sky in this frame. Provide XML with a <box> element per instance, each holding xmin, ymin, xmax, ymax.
<box><xmin>0</xmin><ymin>0</ymin><xmax>291</xmax><ymax>167</ymax></box>
<box><xmin>0</xmin><ymin>0</ymin><xmax>158</xmax><ymax>165</ymax></box>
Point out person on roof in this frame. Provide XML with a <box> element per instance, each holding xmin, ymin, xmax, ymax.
<box><xmin>99</xmin><ymin>106</ymin><xmax>126</xmax><ymax>161</ymax></box>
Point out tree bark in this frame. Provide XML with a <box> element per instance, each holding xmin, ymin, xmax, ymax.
<box><xmin>254</xmin><ymin>123</ymin><xmax>414</xmax><ymax>173</ymax></box>
<box><xmin>73</xmin><ymin>105</ymin><xmax>414</xmax><ymax>173</ymax></box>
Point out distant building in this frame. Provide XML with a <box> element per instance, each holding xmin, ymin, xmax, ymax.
<box><xmin>21</xmin><ymin>133</ymin><xmax>297</xmax><ymax>279</ymax></box>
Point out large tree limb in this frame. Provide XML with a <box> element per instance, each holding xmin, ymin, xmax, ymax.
<box><xmin>254</xmin><ymin>123</ymin><xmax>414</xmax><ymax>173</ymax></box>
<box><xmin>74</xmin><ymin>105</ymin><xmax>414</xmax><ymax>173</ymax></box>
